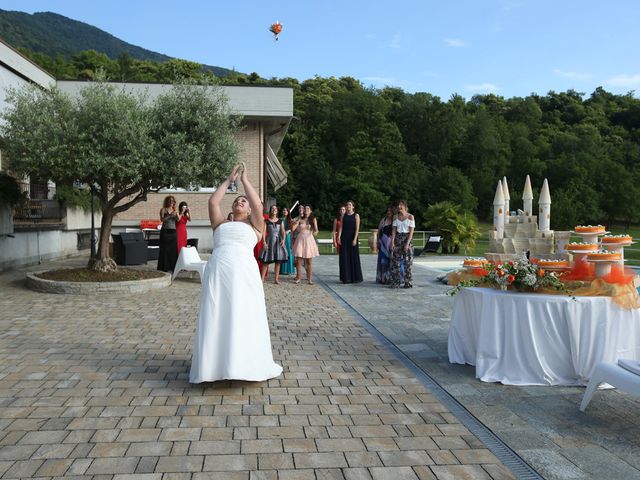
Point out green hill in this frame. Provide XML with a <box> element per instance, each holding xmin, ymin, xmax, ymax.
<box><xmin>0</xmin><ymin>9</ymin><xmax>234</xmax><ymax>76</ymax></box>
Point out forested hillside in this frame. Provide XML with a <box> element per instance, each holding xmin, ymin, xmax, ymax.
<box><xmin>6</xmin><ymin>36</ymin><xmax>640</xmax><ymax>233</ymax></box>
<box><xmin>0</xmin><ymin>9</ymin><xmax>233</xmax><ymax>76</ymax></box>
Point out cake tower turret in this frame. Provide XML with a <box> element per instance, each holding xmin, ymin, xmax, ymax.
<box><xmin>493</xmin><ymin>180</ymin><xmax>505</xmax><ymax>239</ymax></box>
<box><xmin>502</xmin><ymin>176</ymin><xmax>510</xmax><ymax>225</ymax></box>
<box><xmin>539</xmin><ymin>178</ymin><xmax>551</xmax><ymax>232</ymax></box>
<box><xmin>523</xmin><ymin>175</ymin><xmax>533</xmax><ymax>216</ymax></box>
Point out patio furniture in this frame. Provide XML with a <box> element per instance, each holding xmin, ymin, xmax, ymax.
<box><xmin>424</xmin><ymin>235</ymin><xmax>442</xmax><ymax>253</ymax></box>
<box><xmin>580</xmin><ymin>360</ymin><xmax>640</xmax><ymax>411</ymax></box>
<box><xmin>147</xmin><ymin>237</ymin><xmax>160</xmax><ymax>261</ymax></box>
<box><xmin>112</xmin><ymin>232</ymin><xmax>148</xmax><ymax>266</ymax></box>
<box><xmin>172</xmin><ymin>246</ymin><xmax>207</xmax><ymax>282</ymax></box>
<box><xmin>187</xmin><ymin>238</ymin><xmax>199</xmax><ymax>250</ymax></box>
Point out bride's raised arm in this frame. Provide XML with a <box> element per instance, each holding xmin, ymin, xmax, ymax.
<box><xmin>209</xmin><ymin>164</ymin><xmax>239</xmax><ymax>230</ymax></box>
<box><xmin>239</xmin><ymin>162</ymin><xmax>264</xmax><ymax>235</ymax></box>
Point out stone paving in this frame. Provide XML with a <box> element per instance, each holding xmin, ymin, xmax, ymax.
<box><xmin>0</xmin><ymin>256</ymin><xmax>514</xmax><ymax>479</ymax></box>
<box><xmin>314</xmin><ymin>254</ymin><xmax>640</xmax><ymax>480</ymax></box>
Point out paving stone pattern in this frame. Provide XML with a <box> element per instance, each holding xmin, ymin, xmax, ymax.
<box><xmin>314</xmin><ymin>254</ymin><xmax>640</xmax><ymax>480</ymax></box>
<box><xmin>0</xmin><ymin>256</ymin><xmax>514</xmax><ymax>479</ymax></box>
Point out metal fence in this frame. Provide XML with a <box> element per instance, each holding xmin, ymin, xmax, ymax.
<box><xmin>13</xmin><ymin>182</ymin><xmax>63</xmax><ymax>222</ymax></box>
<box><xmin>317</xmin><ymin>230</ymin><xmax>439</xmax><ymax>254</ymax></box>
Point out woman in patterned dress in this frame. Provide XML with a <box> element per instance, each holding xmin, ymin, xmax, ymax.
<box><xmin>390</xmin><ymin>200</ymin><xmax>415</xmax><ymax>288</ymax></box>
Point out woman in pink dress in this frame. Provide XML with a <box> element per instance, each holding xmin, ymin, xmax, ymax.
<box><xmin>292</xmin><ymin>205</ymin><xmax>319</xmax><ymax>284</ymax></box>
<box><xmin>176</xmin><ymin>201</ymin><xmax>191</xmax><ymax>253</ymax></box>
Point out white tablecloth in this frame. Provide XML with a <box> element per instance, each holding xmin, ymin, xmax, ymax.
<box><xmin>448</xmin><ymin>287</ymin><xmax>640</xmax><ymax>385</ymax></box>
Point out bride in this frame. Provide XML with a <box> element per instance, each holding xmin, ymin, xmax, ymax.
<box><xmin>190</xmin><ymin>163</ymin><xmax>283</xmax><ymax>383</ymax></box>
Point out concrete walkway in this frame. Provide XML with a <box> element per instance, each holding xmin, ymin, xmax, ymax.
<box><xmin>0</xmin><ymin>256</ymin><xmax>514</xmax><ymax>479</ymax></box>
<box><xmin>314</xmin><ymin>254</ymin><xmax>640</xmax><ymax>480</ymax></box>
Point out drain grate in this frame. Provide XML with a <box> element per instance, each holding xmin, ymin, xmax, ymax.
<box><xmin>317</xmin><ymin>276</ymin><xmax>544</xmax><ymax>480</ymax></box>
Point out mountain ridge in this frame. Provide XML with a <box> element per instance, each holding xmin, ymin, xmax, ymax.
<box><xmin>0</xmin><ymin>9</ymin><xmax>234</xmax><ymax>76</ymax></box>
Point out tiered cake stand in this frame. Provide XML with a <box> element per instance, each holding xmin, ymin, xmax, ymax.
<box><xmin>567</xmin><ymin>230</ymin><xmax>608</xmax><ymax>277</ymax></box>
<box><xmin>599</xmin><ymin>240</ymin><xmax>634</xmax><ymax>263</ymax></box>
<box><xmin>589</xmin><ymin>259</ymin><xmax>624</xmax><ymax>278</ymax></box>
<box><xmin>566</xmin><ymin>248</ymin><xmax>598</xmax><ymax>263</ymax></box>
<box><xmin>569</xmin><ymin>230</ymin><xmax>609</xmax><ymax>245</ymax></box>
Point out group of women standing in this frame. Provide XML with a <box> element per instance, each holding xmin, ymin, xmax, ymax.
<box><xmin>157</xmin><ymin>195</ymin><xmax>191</xmax><ymax>273</ymax></box>
<box><xmin>333</xmin><ymin>200</ymin><xmax>415</xmax><ymax>288</ymax></box>
<box><xmin>376</xmin><ymin>200</ymin><xmax>415</xmax><ymax>288</ymax></box>
<box><xmin>258</xmin><ymin>203</ymin><xmax>319</xmax><ymax>285</ymax></box>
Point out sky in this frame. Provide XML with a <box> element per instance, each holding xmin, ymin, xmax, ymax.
<box><xmin>2</xmin><ymin>0</ymin><xmax>640</xmax><ymax>99</ymax></box>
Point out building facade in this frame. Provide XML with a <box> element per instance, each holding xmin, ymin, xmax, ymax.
<box><xmin>0</xmin><ymin>37</ymin><xmax>293</xmax><ymax>268</ymax></box>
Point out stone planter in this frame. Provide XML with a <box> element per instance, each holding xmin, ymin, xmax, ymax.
<box><xmin>26</xmin><ymin>270</ymin><xmax>171</xmax><ymax>294</ymax></box>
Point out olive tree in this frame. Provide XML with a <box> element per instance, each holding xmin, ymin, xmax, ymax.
<box><xmin>1</xmin><ymin>80</ymin><xmax>239</xmax><ymax>271</ymax></box>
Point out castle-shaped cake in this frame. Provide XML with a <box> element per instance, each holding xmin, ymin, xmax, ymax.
<box><xmin>486</xmin><ymin>175</ymin><xmax>570</xmax><ymax>262</ymax></box>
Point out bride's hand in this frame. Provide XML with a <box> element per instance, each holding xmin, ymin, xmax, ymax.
<box><xmin>228</xmin><ymin>164</ymin><xmax>240</xmax><ymax>183</ymax></box>
<box><xmin>239</xmin><ymin>162</ymin><xmax>248</xmax><ymax>182</ymax></box>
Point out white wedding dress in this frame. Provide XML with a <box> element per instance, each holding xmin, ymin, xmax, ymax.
<box><xmin>190</xmin><ymin>221</ymin><xmax>283</xmax><ymax>383</ymax></box>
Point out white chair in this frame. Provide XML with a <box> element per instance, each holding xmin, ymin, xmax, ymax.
<box><xmin>172</xmin><ymin>246</ymin><xmax>207</xmax><ymax>282</ymax></box>
<box><xmin>580</xmin><ymin>360</ymin><xmax>640</xmax><ymax>411</ymax></box>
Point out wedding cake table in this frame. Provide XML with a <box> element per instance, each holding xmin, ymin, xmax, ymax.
<box><xmin>448</xmin><ymin>287</ymin><xmax>640</xmax><ymax>386</ymax></box>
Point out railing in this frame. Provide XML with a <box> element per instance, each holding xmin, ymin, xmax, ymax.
<box><xmin>317</xmin><ymin>230</ymin><xmax>439</xmax><ymax>254</ymax></box>
<box><xmin>13</xmin><ymin>182</ymin><xmax>63</xmax><ymax>223</ymax></box>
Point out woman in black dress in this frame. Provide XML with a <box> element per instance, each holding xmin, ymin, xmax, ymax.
<box><xmin>337</xmin><ymin>200</ymin><xmax>363</xmax><ymax>283</ymax></box>
<box><xmin>157</xmin><ymin>195</ymin><xmax>179</xmax><ymax>272</ymax></box>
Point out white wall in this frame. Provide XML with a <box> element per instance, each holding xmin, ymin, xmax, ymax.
<box><xmin>0</xmin><ymin>66</ymin><xmax>29</xmax><ymax>126</ymax></box>
<box><xmin>0</xmin><ymin>229</ymin><xmax>82</xmax><ymax>270</ymax></box>
<box><xmin>0</xmin><ymin>204</ymin><xmax>13</xmax><ymax>235</ymax></box>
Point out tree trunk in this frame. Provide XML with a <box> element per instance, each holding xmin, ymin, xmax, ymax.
<box><xmin>88</xmin><ymin>208</ymin><xmax>117</xmax><ymax>272</ymax></box>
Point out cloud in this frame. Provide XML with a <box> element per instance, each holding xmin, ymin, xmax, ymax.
<box><xmin>361</xmin><ymin>76</ymin><xmax>429</xmax><ymax>93</ymax></box>
<box><xmin>362</xmin><ymin>76</ymin><xmax>396</xmax><ymax>86</ymax></box>
<box><xmin>465</xmin><ymin>83</ymin><xmax>500</xmax><ymax>93</ymax></box>
<box><xmin>605</xmin><ymin>74</ymin><xmax>640</xmax><ymax>87</ymax></box>
<box><xmin>444</xmin><ymin>38</ymin><xmax>469</xmax><ymax>48</ymax></box>
<box><xmin>554</xmin><ymin>69</ymin><xmax>591</xmax><ymax>80</ymax></box>
<box><xmin>389</xmin><ymin>33</ymin><xmax>402</xmax><ymax>49</ymax></box>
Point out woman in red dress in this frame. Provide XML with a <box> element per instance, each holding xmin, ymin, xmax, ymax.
<box><xmin>176</xmin><ymin>201</ymin><xmax>191</xmax><ymax>253</ymax></box>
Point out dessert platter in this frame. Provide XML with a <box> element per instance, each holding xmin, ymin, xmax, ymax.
<box><xmin>601</xmin><ymin>234</ymin><xmax>633</xmax><ymax>245</ymax></box>
<box><xmin>463</xmin><ymin>257</ymin><xmax>488</xmax><ymax>269</ymax></box>
<box><xmin>537</xmin><ymin>259</ymin><xmax>571</xmax><ymax>271</ymax></box>
<box><xmin>565</xmin><ymin>242</ymin><xmax>599</xmax><ymax>262</ymax></box>
<box><xmin>570</xmin><ymin>225</ymin><xmax>609</xmax><ymax>244</ymax></box>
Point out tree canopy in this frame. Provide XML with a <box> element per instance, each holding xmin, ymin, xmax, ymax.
<box><xmin>14</xmin><ymin>49</ymin><xmax>640</xmax><ymax>232</ymax></box>
<box><xmin>1</xmin><ymin>80</ymin><xmax>240</xmax><ymax>270</ymax></box>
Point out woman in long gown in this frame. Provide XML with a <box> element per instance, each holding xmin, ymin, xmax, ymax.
<box><xmin>292</xmin><ymin>205</ymin><xmax>319</xmax><ymax>285</ymax></box>
<box><xmin>376</xmin><ymin>207</ymin><xmax>395</xmax><ymax>284</ymax></box>
<box><xmin>190</xmin><ymin>163</ymin><xmax>282</xmax><ymax>383</ymax></box>
<box><xmin>390</xmin><ymin>200</ymin><xmax>415</xmax><ymax>289</ymax></box>
<box><xmin>259</xmin><ymin>205</ymin><xmax>288</xmax><ymax>284</ymax></box>
<box><xmin>157</xmin><ymin>196</ymin><xmax>178</xmax><ymax>272</ymax></box>
<box><xmin>279</xmin><ymin>207</ymin><xmax>295</xmax><ymax>276</ymax></box>
<box><xmin>338</xmin><ymin>200</ymin><xmax>363</xmax><ymax>283</ymax></box>
<box><xmin>176</xmin><ymin>201</ymin><xmax>191</xmax><ymax>253</ymax></box>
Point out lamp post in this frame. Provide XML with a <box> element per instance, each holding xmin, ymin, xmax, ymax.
<box><xmin>90</xmin><ymin>185</ymin><xmax>96</xmax><ymax>259</ymax></box>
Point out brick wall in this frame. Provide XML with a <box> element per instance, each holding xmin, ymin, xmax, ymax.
<box><xmin>115</xmin><ymin>122</ymin><xmax>264</xmax><ymax>224</ymax></box>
